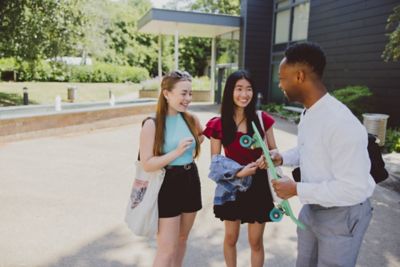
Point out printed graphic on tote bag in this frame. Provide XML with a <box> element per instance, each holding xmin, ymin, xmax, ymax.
<box><xmin>130</xmin><ymin>179</ymin><xmax>149</xmax><ymax>209</ymax></box>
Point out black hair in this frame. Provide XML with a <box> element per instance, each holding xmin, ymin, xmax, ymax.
<box><xmin>220</xmin><ymin>70</ymin><xmax>264</xmax><ymax>146</ymax></box>
<box><xmin>284</xmin><ymin>42</ymin><xmax>326</xmax><ymax>78</ymax></box>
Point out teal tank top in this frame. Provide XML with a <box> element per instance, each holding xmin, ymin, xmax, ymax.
<box><xmin>163</xmin><ymin>113</ymin><xmax>195</xmax><ymax>166</ymax></box>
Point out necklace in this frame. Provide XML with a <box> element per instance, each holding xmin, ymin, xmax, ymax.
<box><xmin>235</xmin><ymin>117</ymin><xmax>246</xmax><ymax>129</ymax></box>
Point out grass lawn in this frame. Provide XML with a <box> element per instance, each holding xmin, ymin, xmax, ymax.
<box><xmin>0</xmin><ymin>82</ymin><xmax>142</xmax><ymax>106</ymax></box>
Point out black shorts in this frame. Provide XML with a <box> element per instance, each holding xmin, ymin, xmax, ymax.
<box><xmin>158</xmin><ymin>162</ymin><xmax>202</xmax><ymax>218</ymax></box>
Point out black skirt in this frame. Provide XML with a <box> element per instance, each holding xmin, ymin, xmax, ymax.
<box><xmin>214</xmin><ymin>168</ymin><xmax>275</xmax><ymax>224</ymax></box>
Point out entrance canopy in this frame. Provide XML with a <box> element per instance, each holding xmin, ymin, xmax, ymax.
<box><xmin>138</xmin><ymin>8</ymin><xmax>241</xmax><ymax>38</ymax></box>
<box><xmin>137</xmin><ymin>8</ymin><xmax>240</xmax><ymax>102</ymax></box>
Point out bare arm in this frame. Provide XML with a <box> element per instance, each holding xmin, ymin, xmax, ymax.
<box><xmin>265</xmin><ymin>127</ymin><xmax>277</xmax><ymax>150</ymax></box>
<box><xmin>210</xmin><ymin>137</ymin><xmax>222</xmax><ymax>156</ymax></box>
<box><xmin>192</xmin><ymin>113</ymin><xmax>205</xmax><ymax>144</ymax></box>
<box><xmin>139</xmin><ymin>119</ymin><xmax>192</xmax><ymax>172</ymax></box>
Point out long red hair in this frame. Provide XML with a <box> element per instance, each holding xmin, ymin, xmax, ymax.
<box><xmin>153</xmin><ymin>71</ymin><xmax>200</xmax><ymax>158</ymax></box>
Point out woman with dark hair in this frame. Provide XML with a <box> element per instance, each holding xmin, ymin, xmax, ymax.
<box><xmin>139</xmin><ymin>70</ymin><xmax>203</xmax><ymax>267</ymax></box>
<box><xmin>203</xmin><ymin>70</ymin><xmax>278</xmax><ymax>267</ymax></box>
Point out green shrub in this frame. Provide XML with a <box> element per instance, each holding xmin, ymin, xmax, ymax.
<box><xmin>16</xmin><ymin>61</ymin><xmax>34</xmax><ymax>81</ymax></box>
<box><xmin>120</xmin><ymin>66</ymin><xmax>149</xmax><ymax>83</ymax></box>
<box><xmin>0</xmin><ymin>57</ymin><xmax>149</xmax><ymax>83</ymax></box>
<box><xmin>262</xmin><ymin>103</ymin><xmax>283</xmax><ymax>113</ymax></box>
<box><xmin>35</xmin><ymin>61</ymin><xmax>52</xmax><ymax>81</ymax></box>
<box><xmin>70</xmin><ymin>65</ymin><xmax>92</xmax><ymax>82</ymax></box>
<box><xmin>34</xmin><ymin>61</ymin><xmax>69</xmax><ymax>82</ymax></box>
<box><xmin>73</xmin><ymin>63</ymin><xmax>149</xmax><ymax>83</ymax></box>
<box><xmin>331</xmin><ymin>85</ymin><xmax>372</xmax><ymax>119</ymax></box>
<box><xmin>92</xmin><ymin>64</ymin><xmax>115</xmax><ymax>82</ymax></box>
<box><xmin>262</xmin><ymin>103</ymin><xmax>300</xmax><ymax>123</ymax></box>
<box><xmin>385</xmin><ymin>128</ymin><xmax>400</xmax><ymax>153</ymax></box>
<box><xmin>0</xmin><ymin>58</ymin><xmax>17</xmax><ymax>71</ymax></box>
<box><xmin>5</xmin><ymin>60</ymin><xmax>70</xmax><ymax>82</ymax></box>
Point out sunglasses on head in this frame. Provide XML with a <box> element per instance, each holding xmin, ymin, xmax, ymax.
<box><xmin>167</xmin><ymin>70</ymin><xmax>192</xmax><ymax>80</ymax></box>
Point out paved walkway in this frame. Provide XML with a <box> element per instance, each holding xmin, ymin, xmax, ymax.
<box><xmin>0</xmin><ymin>103</ymin><xmax>399</xmax><ymax>267</ymax></box>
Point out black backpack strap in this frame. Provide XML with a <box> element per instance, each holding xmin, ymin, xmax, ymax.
<box><xmin>138</xmin><ymin>117</ymin><xmax>156</xmax><ymax>161</ymax></box>
<box><xmin>141</xmin><ymin>116</ymin><xmax>156</xmax><ymax>127</ymax></box>
<box><xmin>368</xmin><ymin>134</ymin><xmax>389</xmax><ymax>183</ymax></box>
<box><xmin>292</xmin><ymin>167</ymin><xmax>301</xmax><ymax>182</ymax></box>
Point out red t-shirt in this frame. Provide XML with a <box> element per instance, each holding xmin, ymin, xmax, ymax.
<box><xmin>203</xmin><ymin>111</ymin><xmax>275</xmax><ymax>165</ymax></box>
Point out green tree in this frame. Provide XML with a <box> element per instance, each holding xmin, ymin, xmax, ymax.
<box><xmin>163</xmin><ymin>0</ymin><xmax>240</xmax><ymax>76</ymax></box>
<box><xmin>190</xmin><ymin>0</ymin><xmax>240</xmax><ymax>15</ymax></box>
<box><xmin>0</xmin><ymin>0</ymin><xmax>85</xmax><ymax>66</ymax></box>
<box><xmin>382</xmin><ymin>5</ymin><xmax>400</xmax><ymax>62</ymax></box>
<box><xmin>81</xmin><ymin>0</ymin><xmax>166</xmax><ymax>76</ymax></box>
<box><xmin>178</xmin><ymin>37</ymin><xmax>211</xmax><ymax>76</ymax></box>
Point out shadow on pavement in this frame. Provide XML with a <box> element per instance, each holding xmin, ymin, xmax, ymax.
<box><xmin>41</xmin><ymin>227</ymin><xmax>226</xmax><ymax>267</ymax></box>
<box><xmin>183</xmin><ymin>227</ymin><xmax>226</xmax><ymax>267</ymax></box>
<box><xmin>357</xmin><ymin>185</ymin><xmax>400</xmax><ymax>267</ymax></box>
<box><xmin>43</xmin><ymin>227</ymin><xmax>146</xmax><ymax>267</ymax></box>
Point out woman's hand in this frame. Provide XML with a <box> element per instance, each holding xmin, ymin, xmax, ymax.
<box><xmin>270</xmin><ymin>149</ymin><xmax>283</xmax><ymax>167</ymax></box>
<box><xmin>255</xmin><ymin>155</ymin><xmax>267</xmax><ymax>169</ymax></box>
<box><xmin>236</xmin><ymin>162</ymin><xmax>258</xmax><ymax>178</ymax></box>
<box><xmin>175</xmin><ymin>137</ymin><xmax>194</xmax><ymax>156</ymax></box>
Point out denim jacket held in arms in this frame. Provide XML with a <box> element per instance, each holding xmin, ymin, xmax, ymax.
<box><xmin>208</xmin><ymin>154</ymin><xmax>252</xmax><ymax>205</ymax></box>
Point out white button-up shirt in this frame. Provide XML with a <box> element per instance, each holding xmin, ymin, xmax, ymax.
<box><xmin>282</xmin><ymin>93</ymin><xmax>375</xmax><ymax>207</ymax></box>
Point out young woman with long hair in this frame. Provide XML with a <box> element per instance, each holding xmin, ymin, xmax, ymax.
<box><xmin>203</xmin><ymin>70</ymin><xmax>278</xmax><ymax>267</ymax></box>
<box><xmin>139</xmin><ymin>70</ymin><xmax>204</xmax><ymax>267</ymax></box>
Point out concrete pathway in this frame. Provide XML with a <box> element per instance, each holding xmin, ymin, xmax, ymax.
<box><xmin>0</xmin><ymin>103</ymin><xmax>399</xmax><ymax>267</ymax></box>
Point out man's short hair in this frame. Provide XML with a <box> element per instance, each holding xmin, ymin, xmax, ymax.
<box><xmin>284</xmin><ymin>42</ymin><xmax>326</xmax><ymax>78</ymax></box>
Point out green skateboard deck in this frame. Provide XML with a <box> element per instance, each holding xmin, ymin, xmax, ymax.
<box><xmin>240</xmin><ymin>121</ymin><xmax>306</xmax><ymax>230</ymax></box>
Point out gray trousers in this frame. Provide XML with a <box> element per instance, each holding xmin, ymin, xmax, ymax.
<box><xmin>296</xmin><ymin>199</ymin><xmax>373</xmax><ymax>267</ymax></box>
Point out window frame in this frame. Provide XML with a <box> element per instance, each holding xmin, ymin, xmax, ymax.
<box><xmin>273</xmin><ymin>0</ymin><xmax>310</xmax><ymax>45</ymax></box>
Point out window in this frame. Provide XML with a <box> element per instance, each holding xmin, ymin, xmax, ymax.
<box><xmin>269</xmin><ymin>54</ymin><xmax>285</xmax><ymax>103</ymax></box>
<box><xmin>270</xmin><ymin>0</ymin><xmax>310</xmax><ymax>104</ymax></box>
<box><xmin>277</xmin><ymin>0</ymin><xmax>290</xmax><ymax>9</ymax></box>
<box><xmin>275</xmin><ymin>9</ymin><xmax>291</xmax><ymax>44</ymax></box>
<box><xmin>292</xmin><ymin>3</ymin><xmax>310</xmax><ymax>41</ymax></box>
<box><xmin>273</xmin><ymin>0</ymin><xmax>310</xmax><ymax>44</ymax></box>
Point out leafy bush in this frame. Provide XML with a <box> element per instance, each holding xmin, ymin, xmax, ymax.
<box><xmin>92</xmin><ymin>64</ymin><xmax>116</xmax><ymax>82</ymax></box>
<box><xmin>331</xmin><ymin>85</ymin><xmax>372</xmax><ymax>119</ymax></box>
<box><xmin>1</xmin><ymin>60</ymin><xmax>68</xmax><ymax>81</ymax></box>
<box><xmin>385</xmin><ymin>128</ymin><xmax>400</xmax><ymax>153</ymax></box>
<box><xmin>262</xmin><ymin>103</ymin><xmax>300</xmax><ymax>123</ymax></box>
<box><xmin>15</xmin><ymin>61</ymin><xmax>34</xmax><ymax>81</ymax></box>
<box><xmin>70</xmin><ymin>65</ymin><xmax>92</xmax><ymax>82</ymax></box>
<box><xmin>39</xmin><ymin>61</ymin><xmax>69</xmax><ymax>82</ymax></box>
<box><xmin>0</xmin><ymin>57</ymin><xmax>16</xmax><ymax>71</ymax></box>
<box><xmin>119</xmin><ymin>65</ymin><xmax>149</xmax><ymax>83</ymax></box>
<box><xmin>0</xmin><ymin>57</ymin><xmax>149</xmax><ymax>83</ymax></box>
<box><xmin>72</xmin><ymin>63</ymin><xmax>149</xmax><ymax>83</ymax></box>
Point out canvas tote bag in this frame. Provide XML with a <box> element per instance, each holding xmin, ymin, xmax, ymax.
<box><xmin>125</xmin><ymin>118</ymin><xmax>165</xmax><ymax>237</ymax></box>
<box><xmin>124</xmin><ymin>162</ymin><xmax>165</xmax><ymax>237</ymax></box>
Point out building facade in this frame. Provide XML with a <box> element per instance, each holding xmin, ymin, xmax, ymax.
<box><xmin>240</xmin><ymin>0</ymin><xmax>400</xmax><ymax>126</ymax></box>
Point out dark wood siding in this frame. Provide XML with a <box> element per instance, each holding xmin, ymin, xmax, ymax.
<box><xmin>240</xmin><ymin>0</ymin><xmax>274</xmax><ymax>101</ymax></box>
<box><xmin>308</xmin><ymin>0</ymin><xmax>400</xmax><ymax>126</ymax></box>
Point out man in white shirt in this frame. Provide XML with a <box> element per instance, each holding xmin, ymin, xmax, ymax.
<box><xmin>271</xmin><ymin>42</ymin><xmax>375</xmax><ymax>267</ymax></box>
